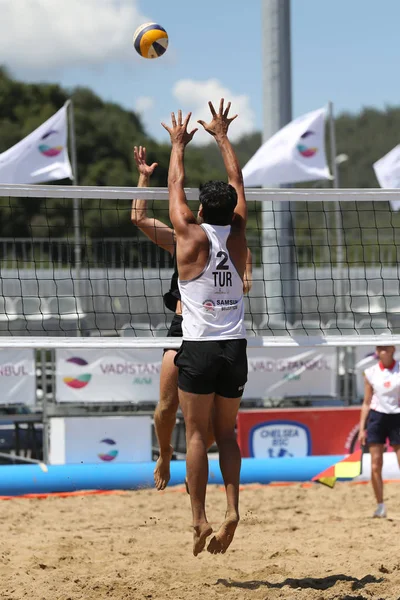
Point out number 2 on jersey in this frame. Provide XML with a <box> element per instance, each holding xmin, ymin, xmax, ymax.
<box><xmin>213</xmin><ymin>251</ymin><xmax>232</xmax><ymax>287</ymax></box>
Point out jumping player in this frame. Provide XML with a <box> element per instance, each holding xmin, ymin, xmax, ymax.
<box><xmin>131</xmin><ymin>146</ymin><xmax>252</xmax><ymax>492</ymax></box>
<box><xmin>162</xmin><ymin>99</ymin><xmax>248</xmax><ymax>556</ymax></box>
<box><xmin>131</xmin><ymin>145</ymin><xmax>182</xmax><ymax>491</ymax></box>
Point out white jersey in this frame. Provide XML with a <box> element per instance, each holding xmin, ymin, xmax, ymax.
<box><xmin>179</xmin><ymin>223</ymin><xmax>246</xmax><ymax>341</ymax></box>
<box><xmin>364</xmin><ymin>361</ymin><xmax>400</xmax><ymax>414</ymax></box>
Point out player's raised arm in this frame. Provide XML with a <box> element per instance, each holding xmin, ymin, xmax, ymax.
<box><xmin>131</xmin><ymin>145</ymin><xmax>175</xmax><ymax>255</ymax></box>
<box><xmin>198</xmin><ymin>99</ymin><xmax>247</xmax><ymax>231</ymax></box>
<box><xmin>162</xmin><ymin>111</ymin><xmax>198</xmax><ymax>235</ymax></box>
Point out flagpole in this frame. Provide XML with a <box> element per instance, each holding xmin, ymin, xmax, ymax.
<box><xmin>328</xmin><ymin>101</ymin><xmax>344</xmax><ymax>317</ymax></box>
<box><xmin>66</xmin><ymin>99</ymin><xmax>82</xmax><ymax>336</ymax></box>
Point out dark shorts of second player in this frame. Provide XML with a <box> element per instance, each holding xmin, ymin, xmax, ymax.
<box><xmin>163</xmin><ymin>314</ymin><xmax>183</xmax><ymax>355</ymax></box>
<box><xmin>367</xmin><ymin>409</ymin><xmax>400</xmax><ymax>446</ymax></box>
<box><xmin>174</xmin><ymin>338</ymin><xmax>248</xmax><ymax>398</ymax></box>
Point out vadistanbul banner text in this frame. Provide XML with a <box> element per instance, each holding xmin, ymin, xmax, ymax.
<box><xmin>55</xmin><ymin>347</ymin><xmax>337</xmax><ymax>403</ymax></box>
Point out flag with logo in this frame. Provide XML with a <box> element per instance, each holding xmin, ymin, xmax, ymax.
<box><xmin>312</xmin><ymin>449</ymin><xmax>363</xmax><ymax>488</ymax></box>
<box><xmin>242</xmin><ymin>107</ymin><xmax>331</xmax><ymax>187</ymax></box>
<box><xmin>0</xmin><ymin>104</ymin><xmax>72</xmax><ymax>184</ymax></box>
<box><xmin>373</xmin><ymin>145</ymin><xmax>400</xmax><ymax>211</ymax></box>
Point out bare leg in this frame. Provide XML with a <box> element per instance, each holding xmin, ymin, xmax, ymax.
<box><xmin>154</xmin><ymin>350</ymin><xmax>178</xmax><ymax>491</ymax></box>
<box><xmin>369</xmin><ymin>444</ymin><xmax>385</xmax><ymax>504</ymax></box>
<box><xmin>185</xmin><ymin>412</ymin><xmax>215</xmax><ymax>495</ymax></box>
<box><xmin>179</xmin><ymin>389</ymin><xmax>214</xmax><ymax>556</ymax></box>
<box><xmin>393</xmin><ymin>445</ymin><xmax>400</xmax><ymax>469</ymax></box>
<box><xmin>207</xmin><ymin>395</ymin><xmax>241</xmax><ymax>555</ymax></box>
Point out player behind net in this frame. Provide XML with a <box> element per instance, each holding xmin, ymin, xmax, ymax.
<box><xmin>131</xmin><ymin>147</ymin><xmax>252</xmax><ymax>492</ymax></box>
<box><xmin>162</xmin><ymin>99</ymin><xmax>248</xmax><ymax>556</ymax></box>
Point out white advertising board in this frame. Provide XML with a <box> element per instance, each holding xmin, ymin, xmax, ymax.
<box><xmin>49</xmin><ymin>416</ymin><xmax>152</xmax><ymax>464</ymax></box>
<box><xmin>244</xmin><ymin>347</ymin><xmax>337</xmax><ymax>399</ymax></box>
<box><xmin>56</xmin><ymin>348</ymin><xmax>163</xmax><ymax>403</ymax></box>
<box><xmin>56</xmin><ymin>346</ymin><xmax>337</xmax><ymax>404</ymax></box>
<box><xmin>0</xmin><ymin>349</ymin><xmax>35</xmax><ymax>405</ymax></box>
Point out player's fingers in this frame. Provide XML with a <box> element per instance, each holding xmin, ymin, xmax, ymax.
<box><xmin>178</xmin><ymin>109</ymin><xmax>182</xmax><ymax>126</ymax></box>
<box><xmin>171</xmin><ymin>112</ymin><xmax>177</xmax><ymax>127</ymax></box>
<box><xmin>219</xmin><ymin>98</ymin><xmax>224</xmax><ymax>115</ymax></box>
<box><xmin>197</xmin><ymin>120</ymin><xmax>206</xmax><ymax>128</ymax></box>
<box><xmin>208</xmin><ymin>101</ymin><xmax>217</xmax><ymax>117</ymax></box>
<box><xmin>183</xmin><ymin>112</ymin><xmax>192</xmax><ymax>128</ymax></box>
<box><xmin>189</xmin><ymin>127</ymin><xmax>198</xmax><ymax>138</ymax></box>
<box><xmin>229</xmin><ymin>114</ymin><xmax>238</xmax><ymax>123</ymax></box>
<box><xmin>150</xmin><ymin>162</ymin><xmax>158</xmax><ymax>170</ymax></box>
<box><xmin>161</xmin><ymin>122</ymin><xmax>171</xmax><ymax>133</ymax></box>
<box><xmin>223</xmin><ymin>101</ymin><xmax>231</xmax><ymax>117</ymax></box>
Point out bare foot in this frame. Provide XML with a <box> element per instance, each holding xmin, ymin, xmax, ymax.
<box><xmin>207</xmin><ymin>513</ymin><xmax>239</xmax><ymax>555</ymax></box>
<box><xmin>154</xmin><ymin>446</ymin><xmax>174</xmax><ymax>491</ymax></box>
<box><xmin>193</xmin><ymin>522</ymin><xmax>213</xmax><ymax>557</ymax></box>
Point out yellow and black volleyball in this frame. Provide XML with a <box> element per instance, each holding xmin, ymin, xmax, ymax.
<box><xmin>133</xmin><ymin>23</ymin><xmax>169</xmax><ymax>59</ymax></box>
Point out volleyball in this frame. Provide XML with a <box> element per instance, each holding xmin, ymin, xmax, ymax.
<box><xmin>133</xmin><ymin>23</ymin><xmax>169</xmax><ymax>59</ymax></box>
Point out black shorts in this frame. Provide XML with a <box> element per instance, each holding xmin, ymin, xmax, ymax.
<box><xmin>367</xmin><ymin>409</ymin><xmax>400</xmax><ymax>446</ymax></box>
<box><xmin>163</xmin><ymin>314</ymin><xmax>183</xmax><ymax>354</ymax></box>
<box><xmin>174</xmin><ymin>339</ymin><xmax>247</xmax><ymax>398</ymax></box>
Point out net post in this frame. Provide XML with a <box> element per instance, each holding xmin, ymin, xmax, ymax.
<box><xmin>261</xmin><ymin>0</ymin><xmax>296</xmax><ymax>324</ymax></box>
<box><xmin>67</xmin><ymin>99</ymin><xmax>82</xmax><ymax>336</ymax></box>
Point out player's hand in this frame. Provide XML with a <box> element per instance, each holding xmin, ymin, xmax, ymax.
<box><xmin>134</xmin><ymin>146</ymin><xmax>158</xmax><ymax>176</ymax></box>
<box><xmin>197</xmin><ymin>98</ymin><xmax>238</xmax><ymax>139</ymax></box>
<box><xmin>358</xmin><ymin>428</ymin><xmax>367</xmax><ymax>446</ymax></box>
<box><xmin>161</xmin><ymin>111</ymin><xmax>197</xmax><ymax>146</ymax></box>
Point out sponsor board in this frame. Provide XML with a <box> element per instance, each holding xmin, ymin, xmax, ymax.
<box><xmin>0</xmin><ymin>349</ymin><xmax>35</xmax><ymax>406</ymax></box>
<box><xmin>56</xmin><ymin>349</ymin><xmax>163</xmax><ymax>403</ymax></box>
<box><xmin>49</xmin><ymin>416</ymin><xmax>151</xmax><ymax>464</ymax></box>
<box><xmin>238</xmin><ymin>407</ymin><xmax>362</xmax><ymax>457</ymax></box>
<box><xmin>249</xmin><ymin>420</ymin><xmax>311</xmax><ymax>458</ymax></box>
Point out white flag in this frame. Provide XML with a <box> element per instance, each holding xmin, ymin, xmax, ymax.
<box><xmin>243</xmin><ymin>107</ymin><xmax>331</xmax><ymax>187</ymax></box>
<box><xmin>0</xmin><ymin>104</ymin><xmax>72</xmax><ymax>184</ymax></box>
<box><xmin>373</xmin><ymin>145</ymin><xmax>400</xmax><ymax>211</ymax></box>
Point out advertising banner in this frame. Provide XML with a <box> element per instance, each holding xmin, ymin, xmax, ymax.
<box><xmin>56</xmin><ymin>347</ymin><xmax>337</xmax><ymax>404</ymax></box>
<box><xmin>244</xmin><ymin>347</ymin><xmax>337</xmax><ymax>400</ymax></box>
<box><xmin>237</xmin><ymin>407</ymin><xmax>361</xmax><ymax>458</ymax></box>
<box><xmin>56</xmin><ymin>348</ymin><xmax>163</xmax><ymax>403</ymax></box>
<box><xmin>0</xmin><ymin>349</ymin><xmax>35</xmax><ymax>406</ymax></box>
<box><xmin>49</xmin><ymin>416</ymin><xmax>152</xmax><ymax>464</ymax></box>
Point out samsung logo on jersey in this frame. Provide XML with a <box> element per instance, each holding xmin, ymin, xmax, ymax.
<box><xmin>216</xmin><ymin>299</ymin><xmax>238</xmax><ymax>306</ymax></box>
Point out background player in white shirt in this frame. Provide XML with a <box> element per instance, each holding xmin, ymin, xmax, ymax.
<box><xmin>162</xmin><ymin>99</ymin><xmax>247</xmax><ymax>556</ymax></box>
<box><xmin>359</xmin><ymin>345</ymin><xmax>400</xmax><ymax>517</ymax></box>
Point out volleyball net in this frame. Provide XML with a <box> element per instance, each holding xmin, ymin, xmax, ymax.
<box><xmin>0</xmin><ymin>183</ymin><xmax>399</xmax><ymax>349</ymax></box>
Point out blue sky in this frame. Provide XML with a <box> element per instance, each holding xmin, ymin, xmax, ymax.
<box><xmin>2</xmin><ymin>0</ymin><xmax>400</xmax><ymax>144</ymax></box>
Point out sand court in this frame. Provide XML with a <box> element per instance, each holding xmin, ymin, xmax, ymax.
<box><xmin>1</xmin><ymin>482</ymin><xmax>400</xmax><ymax>600</ymax></box>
